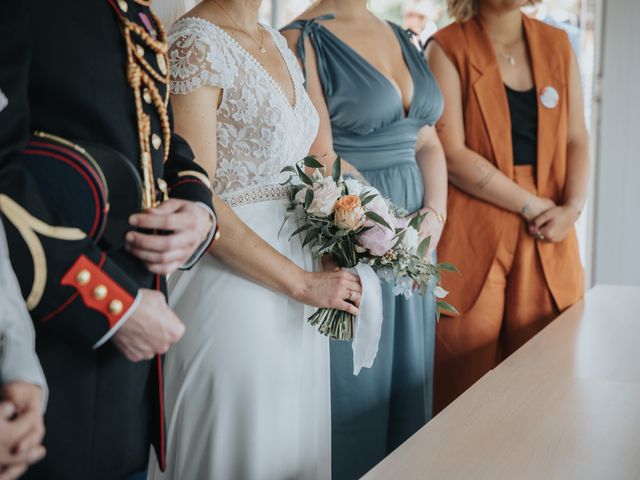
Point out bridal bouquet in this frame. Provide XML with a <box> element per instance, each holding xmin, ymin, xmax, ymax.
<box><xmin>282</xmin><ymin>156</ymin><xmax>457</xmax><ymax>341</ymax></box>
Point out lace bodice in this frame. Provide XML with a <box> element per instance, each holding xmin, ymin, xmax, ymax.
<box><xmin>168</xmin><ymin>18</ymin><xmax>319</xmax><ymax>206</ymax></box>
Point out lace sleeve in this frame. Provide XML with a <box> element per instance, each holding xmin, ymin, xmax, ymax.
<box><xmin>168</xmin><ymin>18</ymin><xmax>237</xmax><ymax>95</ymax></box>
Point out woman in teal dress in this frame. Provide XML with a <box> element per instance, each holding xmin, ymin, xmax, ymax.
<box><xmin>283</xmin><ymin>2</ymin><xmax>447</xmax><ymax>478</ymax></box>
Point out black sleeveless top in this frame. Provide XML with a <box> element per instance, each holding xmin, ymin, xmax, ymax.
<box><xmin>505</xmin><ymin>85</ymin><xmax>538</xmax><ymax>166</ymax></box>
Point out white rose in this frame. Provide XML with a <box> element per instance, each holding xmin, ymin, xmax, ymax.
<box><xmin>401</xmin><ymin>226</ymin><xmax>420</xmax><ymax>252</ymax></box>
<box><xmin>299</xmin><ymin>177</ymin><xmax>343</xmax><ymax>216</ymax></box>
<box><xmin>344</xmin><ymin>178</ymin><xmax>363</xmax><ymax>196</ymax></box>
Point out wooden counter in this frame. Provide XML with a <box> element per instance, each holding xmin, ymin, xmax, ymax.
<box><xmin>364</xmin><ymin>285</ymin><xmax>640</xmax><ymax>480</ymax></box>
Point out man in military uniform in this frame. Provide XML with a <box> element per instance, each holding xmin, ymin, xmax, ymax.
<box><xmin>0</xmin><ymin>0</ymin><xmax>217</xmax><ymax>478</ymax></box>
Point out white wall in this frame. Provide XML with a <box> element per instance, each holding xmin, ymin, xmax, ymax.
<box><xmin>591</xmin><ymin>0</ymin><xmax>640</xmax><ymax>286</ymax></box>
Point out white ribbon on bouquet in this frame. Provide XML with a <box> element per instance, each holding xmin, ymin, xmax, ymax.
<box><xmin>349</xmin><ymin>264</ymin><xmax>383</xmax><ymax>376</ymax></box>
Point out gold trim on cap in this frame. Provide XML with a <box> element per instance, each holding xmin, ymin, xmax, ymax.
<box><xmin>0</xmin><ymin>194</ymin><xmax>86</xmax><ymax>310</ymax></box>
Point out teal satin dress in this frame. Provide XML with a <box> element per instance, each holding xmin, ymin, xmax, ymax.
<box><xmin>283</xmin><ymin>16</ymin><xmax>444</xmax><ymax>479</ymax></box>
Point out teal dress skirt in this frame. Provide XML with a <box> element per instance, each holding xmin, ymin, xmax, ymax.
<box><xmin>283</xmin><ymin>16</ymin><xmax>444</xmax><ymax>479</ymax></box>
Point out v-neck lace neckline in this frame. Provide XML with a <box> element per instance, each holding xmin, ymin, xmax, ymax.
<box><xmin>183</xmin><ymin>17</ymin><xmax>299</xmax><ymax>112</ymax></box>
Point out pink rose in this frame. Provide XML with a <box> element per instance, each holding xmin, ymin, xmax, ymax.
<box><xmin>358</xmin><ymin>223</ymin><xmax>396</xmax><ymax>257</ymax></box>
<box><xmin>358</xmin><ymin>201</ymin><xmax>397</xmax><ymax>256</ymax></box>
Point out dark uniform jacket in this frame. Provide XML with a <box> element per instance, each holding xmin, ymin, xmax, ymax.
<box><xmin>0</xmin><ymin>1</ymin><xmax>215</xmax><ymax>478</ymax></box>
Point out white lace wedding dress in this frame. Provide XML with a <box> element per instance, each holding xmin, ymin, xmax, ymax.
<box><xmin>147</xmin><ymin>18</ymin><xmax>330</xmax><ymax>480</ymax></box>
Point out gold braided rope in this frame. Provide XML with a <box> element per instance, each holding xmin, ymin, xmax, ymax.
<box><xmin>116</xmin><ymin>6</ymin><xmax>171</xmax><ymax>208</ymax></box>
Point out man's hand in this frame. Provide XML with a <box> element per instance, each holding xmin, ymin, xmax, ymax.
<box><xmin>126</xmin><ymin>199</ymin><xmax>213</xmax><ymax>275</ymax></box>
<box><xmin>112</xmin><ymin>289</ymin><xmax>185</xmax><ymax>362</ymax></box>
<box><xmin>528</xmin><ymin>204</ymin><xmax>580</xmax><ymax>243</ymax></box>
<box><xmin>0</xmin><ymin>384</ymin><xmax>46</xmax><ymax>480</ymax></box>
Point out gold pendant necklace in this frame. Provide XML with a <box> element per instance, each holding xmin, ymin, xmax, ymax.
<box><xmin>210</xmin><ymin>0</ymin><xmax>267</xmax><ymax>54</ymax></box>
<box><xmin>489</xmin><ymin>34</ymin><xmax>521</xmax><ymax>66</ymax></box>
<box><xmin>498</xmin><ymin>50</ymin><xmax>517</xmax><ymax>66</ymax></box>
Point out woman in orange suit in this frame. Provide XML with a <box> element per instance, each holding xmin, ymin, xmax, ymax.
<box><xmin>426</xmin><ymin>0</ymin><xmax>589</xmax><ymax>413</ymax></box>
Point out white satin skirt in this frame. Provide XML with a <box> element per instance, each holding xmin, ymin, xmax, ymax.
<box><xmin>147</xmin><ymin>198</ymin><xmax>331</xmax><ymax>480</ymax></box>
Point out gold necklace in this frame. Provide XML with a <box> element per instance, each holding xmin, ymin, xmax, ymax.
<box><xmin>210</xmin><ymin>0</ymin><xmax>267</xmax><ymax>54</ymax></box>
<box><xmin>489</xmin><ymin>35</ymin><xmax>522</xmax><ymax>66</ymax></box>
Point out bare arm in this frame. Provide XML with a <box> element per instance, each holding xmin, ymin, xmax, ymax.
<box><xmin>413</xmin><ymin>125</ymin><xmax>448</xmax><ymax>254</ymax></box>
<box><xmin>562</xmin><ymin>52</ymin><xmax>590</xmax><ymax>212</ymax></box>
<box><xmin>425</xmin><ymin>41</ymin><xmax>554</xmax><ymax>219</ymax></box>
<box><xmin>281</xmin><ymin>29</ymin><xmax>361</xmax><ymax>177</ymax></box>
<box><xmin>530</xmin><ymin>51</ymin><xmax>590</xmax><ymax>241</ymax></box>
<box><xmin>416</xmin><ymin>125</ymin><xmax>447</xmax><ymax>215</ymax></box>
<box><xmin>170</xmin><ymin>86</ymin><xmax>361</xmax><ymax>314</ymax></box>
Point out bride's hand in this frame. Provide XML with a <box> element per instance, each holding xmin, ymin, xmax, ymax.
<box><xmin>296</xmin><ymin>270</ymin><xmax>362</xmax><ymax>316</ymax></box>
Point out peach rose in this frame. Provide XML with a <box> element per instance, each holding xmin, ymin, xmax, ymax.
<box><xmin>334</xmin><ymin>195</ymin><xmax>365</xmax><ymax>231</ymax></box>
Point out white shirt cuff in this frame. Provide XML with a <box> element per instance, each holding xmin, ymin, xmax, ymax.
<box><xmin>181</xmin><ymin>203</ymin><xmax>217</xmax><ymax>270</ymax></box>
<box><xmin>92</xmin><ymin>290</ymin><xmax>142</xmax><ymax>349</ymax></box>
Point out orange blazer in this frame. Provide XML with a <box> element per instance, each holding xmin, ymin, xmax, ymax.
<box><xmin>433</xmin><ymin>15</ymin><xmax>583</xmax><ymax>315</ymax></box>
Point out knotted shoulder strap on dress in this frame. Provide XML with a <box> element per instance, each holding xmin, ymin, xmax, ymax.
<box><xmin>281</xmin><ymin>14</ymin><xmax>336</xmax><ymax>96</ymax></box>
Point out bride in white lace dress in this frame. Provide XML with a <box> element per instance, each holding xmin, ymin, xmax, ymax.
<box><xmin>147</xmin><ymin>1</ymin><xmax>362</xmax><ymax>479</ymax></box>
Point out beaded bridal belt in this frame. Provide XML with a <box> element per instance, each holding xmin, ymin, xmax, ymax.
<box><xmin>222</xmin><ymin>184</ymin><xmax>291</xmax><ymax>208</ymax></box>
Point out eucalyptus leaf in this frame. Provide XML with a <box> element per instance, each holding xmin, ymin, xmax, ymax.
<box><xmin>417</xmin><ymin>235</ymin><xmax>431</xmax><ymax>258</ymax></box>
<box><xmin>360</xmin><ymin>194</ymin><xmax>378</xmax><ymax>207</ymax></box>
<box><xmin>303</xmin><ymin>156</ymin><xmax>324</xmax><ymax>169</ymax></box>
<box><xmin>409</xmin><ymin>212</ymin><xmax>425</xmax><ymax>231</ymax></box>
<box><xmin>280</xmin><ymin>165</ymin><xmax>297</xmax><ymax>174</ymax></box>
<box><xmin>295</xmin><ymin>164</ymin><xmax>313</xmax><ymax>186</ymax></box>
<box><xmin>436</xmin><ymin>301</ymin><xmax>459</xmax><ymax>315</ymax></box>
<box><xmin>438</xmin><ymin>262</ymin><xmax>459</xmax><ymax>273</ymax></box>
<box><xmin>395</xmin><ymin>229</ymin><xmax>406</xmax><ymax>242</ymax></box>
<box><xmin>304</xmin><ymin>188</ymin><xmax>314</xmax><ymax>210</ymax></box>
<box><xmin>289</xmin><ymin>223</ymin><xmax>312</xmax><ymax>239</ymax></box>
<box><xmin>364</xmin><ymin>211</ymin><xmax>392</xmax><ymax>230</ymax></box>
<box><xmin>332</xmin><ymin>155</ymin><xmax>342</xmax><ymax>182</ymax></box>
<box><xmin>303</xmin><ymin>228</ymin><xmax>319</xmax><ymax>248</ymax></box>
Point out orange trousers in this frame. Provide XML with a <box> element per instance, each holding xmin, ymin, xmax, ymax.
<box><xmin>434</xmin><ymin>166</ymin><xmax>560</xmax><ymax>414</ymax></box>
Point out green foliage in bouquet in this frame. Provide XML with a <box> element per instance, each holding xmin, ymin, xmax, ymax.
<box><xmin>281</xmin><ymin>156</ymin><xmax>458</xmax><ymax>340</ymax></box>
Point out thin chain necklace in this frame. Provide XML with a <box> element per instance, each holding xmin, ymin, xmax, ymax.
<box><xmin>210</xmin><ymin>0</ymin><xmax>267</xmax><ymax>54</ymax></box>
<box><xmin>489</xmin><ymin>35</ymin><xmax>522</xmax><ymax>66</ymax></box>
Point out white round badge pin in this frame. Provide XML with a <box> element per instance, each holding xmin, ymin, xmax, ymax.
<box><xmin>540</xmin><ymin>86</ymin><xmax>559</xmax><ymax>109</ymax></box>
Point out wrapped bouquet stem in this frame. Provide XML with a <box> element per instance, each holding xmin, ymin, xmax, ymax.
<box><xmin>308</xmin><ymin>236</ymin><xmax>359</xmax><ymax>340</ymax></box>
